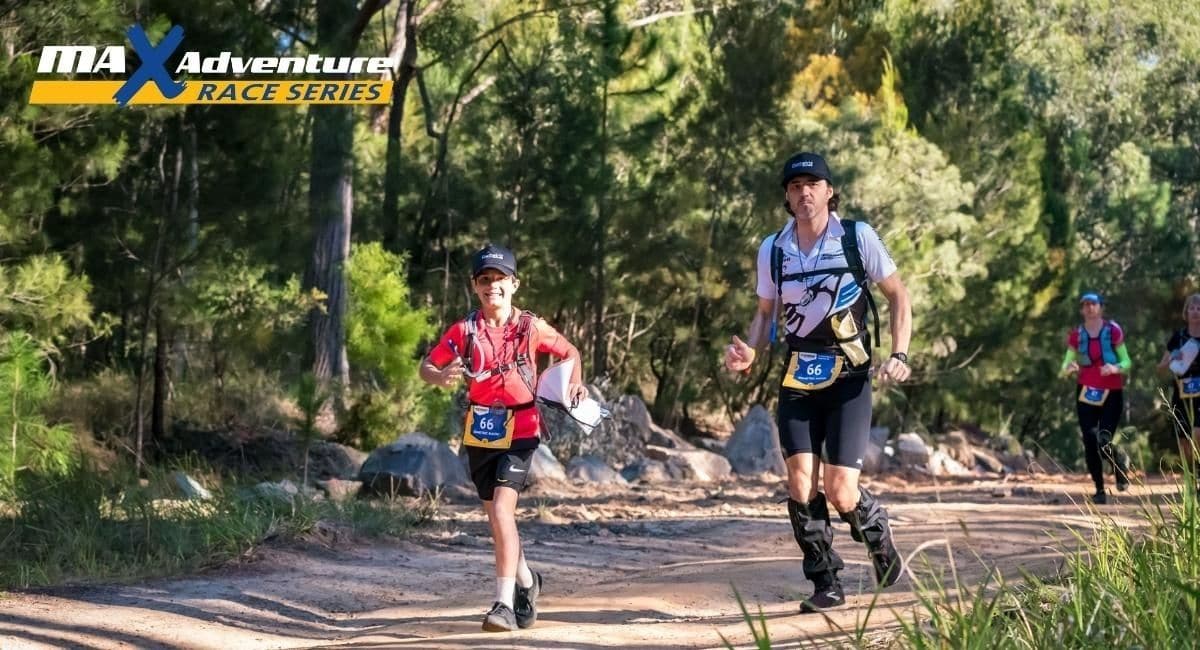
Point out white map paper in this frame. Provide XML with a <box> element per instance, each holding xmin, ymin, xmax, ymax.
<box><xmin>536</xmin><ymin>358</ymin><xmax>607</xmax><ymax>435</ymax></box>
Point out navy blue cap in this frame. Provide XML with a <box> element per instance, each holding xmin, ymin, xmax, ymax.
<box><xmin>781</xmin><ymin>152</ymin><xmax>833</xmax><ymax>187</ymax></box>
<box><xmin>1079</xmin><ymin>292</ymin><xmax>1103</xmax><ymax>304</ymax></box>
<box><xmin>471</xmin><ymin>243</ymin><xmax>517</xmax><ymax>277</ymax></box>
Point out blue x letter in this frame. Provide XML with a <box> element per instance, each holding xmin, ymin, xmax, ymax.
<box><xmin>114</xmin><ymin>24</ymin><xmax>186</xmax><ymax>106</ymax></box>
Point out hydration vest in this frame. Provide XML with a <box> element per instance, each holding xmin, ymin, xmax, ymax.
<box><xmin>462</xmin><ymin>309</ymin><xmax>539</xmax><ymax>397</ymax></box>
<box><xmin>769</xmin><ymin>219</ymin><xmax>880</xmax><ymax>346</ymax></box>
<box><xmin>1077</xmin><ymin>321</ymin><xmax>1117</xmax><ymax>366</ymax></box>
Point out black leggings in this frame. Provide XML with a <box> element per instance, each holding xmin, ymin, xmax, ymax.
<box><xmin>1076</xmin><ymin>389</ymin><xmax>1128</xmax><ymax>491</ymax></box>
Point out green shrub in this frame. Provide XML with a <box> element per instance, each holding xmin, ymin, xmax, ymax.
<box><xmin>0</xmin><ymin>331</ymin><xmax>78</xmax><ymax>501</ymax></box>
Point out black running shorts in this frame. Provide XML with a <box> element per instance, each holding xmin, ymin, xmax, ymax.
<box><xmin>467</xmin><ymin>444</ymin><xmax>536</xmax><ymax>500</ymax></box>
<box><xmin>777</xmin><ymin>375</ymin><xmax>873</xmax><ymax>470</ymax></box>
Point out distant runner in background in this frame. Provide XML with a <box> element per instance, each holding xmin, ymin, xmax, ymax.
<box><xmin>1157</xmin><ymin>293</ymin><xmax>1200</xmax><ymax>493</ymax></box>
<box><xmin>419</xmin><ymin>243</ymin><xmax>588</xmax><ymax>632</ymax></box>
<box><xmin>1060</xmin><ymin>292</ymin><xmax>1132</xmax><ymax>504</ymax></box>
<box><xmin>724</xmin><ymin>151</ymin><xmax>912</xmax><ymax>613</ymax></box>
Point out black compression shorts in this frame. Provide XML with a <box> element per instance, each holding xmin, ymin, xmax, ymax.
<box><xmin>777</xmin><ymin>375</ymin><xmax>872</xmax><ymax>470</ymax></box>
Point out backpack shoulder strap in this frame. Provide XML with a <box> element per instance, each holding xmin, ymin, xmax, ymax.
<box><xmin>840</xmin><ymin>219</ymin><xmax>865</xmax><ymax>284</ymax></box>
<box><xmin>770</xmin><ymin>228</ymin><xmax>786</xmax><ymax>296</ymax></box>
<box><xmin>838</xmin><ymin>218</ymin><xmax>880</xmax><ymax>345</ymax></box>
<box><xmin>514</xmin><ymin>310</ymin><xmax>539</xmax><ymax>395</ymax></box>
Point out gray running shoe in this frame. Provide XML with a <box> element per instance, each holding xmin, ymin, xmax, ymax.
<box><xmin>482</xmin><ymin>601</ymin><xmax>518</xmax><ymax>632</ymax></box>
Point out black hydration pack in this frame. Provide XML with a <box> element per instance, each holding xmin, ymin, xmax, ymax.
<box><xmin>769</xmin><ymin>219</ymin><xmax>880</xmax><ymax>345</ymax></box>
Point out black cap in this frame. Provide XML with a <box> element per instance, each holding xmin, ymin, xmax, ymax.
<box><xmin>780</xmin><ymin>152</ymin><xmax>833</xmax><ymax>187</ymax></box>
<box><xmin>471</xmin><ymin>243</ymin><xmax>517</xmax><ymax>277</ymax></box>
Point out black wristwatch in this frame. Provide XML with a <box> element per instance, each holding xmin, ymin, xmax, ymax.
<box><xmin>890</xmin><ymin>352</ymin><xmax>909</xmax><ymax>365</ymax></box>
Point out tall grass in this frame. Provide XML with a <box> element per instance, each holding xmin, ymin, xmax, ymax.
<box><xmin>894</xmin><ymin>484</ymin><xmax>1199</xmax><ymax>649</ymax></box>
<box><xmin>0</xmin><ymin>462</ymin><xmax>436</xmax><ymax>589</ymax></box>
<box><xmin>719</xmin><ymin>480</ymin><xmax>1199</xmax><ymax>649</ymax></box>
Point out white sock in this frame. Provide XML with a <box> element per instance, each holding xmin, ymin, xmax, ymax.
<box><xmin>516</xmin><ymin>553</ymin><xmax>534</xmax><ymax>589</ymax></box>
<box><xmin>495</xmin><ymin>577</ymin><xmax>516</xmax><ymax>608</ymax></box>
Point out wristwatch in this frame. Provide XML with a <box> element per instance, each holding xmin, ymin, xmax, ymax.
<box><xmin>890</xmin><ymin>352</ymin><xmax>909</xmax><ymax>365</ymax></box>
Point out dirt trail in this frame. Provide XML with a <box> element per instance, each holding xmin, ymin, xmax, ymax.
<box><xmin>0</xmin><ymin>475</ymin><xmax>1178</xmax><ymax>650</ymax></box>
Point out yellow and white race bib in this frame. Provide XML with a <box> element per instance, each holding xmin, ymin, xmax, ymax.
<box><xmin>1178</xmin><ymin>377</ymin><xmax>1200</xmax><ymax>400</ymax></box>
<box><xmin>1078</xmin><ymin>386</ymin><xmax>1109</xmax><ymax>406</ymax></box>
<box><xmin>782</xmin><ymin>352</ymin><xmax>843</xmax><ymax>391</ymax></box>
<box><xmin>462</xmin><ymin>404</ymin><xmax>515</xmax><ymax>449</ymax></box>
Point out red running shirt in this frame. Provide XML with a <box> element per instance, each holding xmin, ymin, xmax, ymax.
<box><xmin>428</xmin><ymin>309</ymin><xmax>574</xmax><ymax>440</ymax></box>
<box><xmin>1066</xmin><ymin>321</ymin><xmax>1125</xmax><ymax>391</ymax></box>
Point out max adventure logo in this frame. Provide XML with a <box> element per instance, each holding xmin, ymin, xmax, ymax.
<box><xmin>30</xmin><ymin>23</ymin><xmax>397</xmax><ymax>106</ymax></box>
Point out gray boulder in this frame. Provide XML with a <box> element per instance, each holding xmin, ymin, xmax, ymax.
<box><xmin>612</xmin><ymin>395</ymin><xmax>693</xmax><ymax>450</ymax></box>
<box><xmin>724</xmin><ymin>405</ymin><xmax>785</xmax><ymax>476</ymax></box>
<box><xmin>308</xmin><ymin>441</ymin><xmax>369</xmax><ymax>479</ymax></box>
<box><xmin>897</xmin><ymin>433</ymin><xmax>932</xmax><ymax>467</ymax></box>
<box><xmin>529</xmin><ymin>444</ymin><xmax>567</xmax><ymax>484</ymax></box>
<box><xmin>645</xmin><ymin>445</ymin><xmax>732</xmax><ymax>482</ymax></box>
<box><xmin>566</xmin><ymin>455</ymin><xmax>627</xmax><ymax>484</ymax></box>
<box><xmin>358</xmin><ymin>432</ymin><xmax>471</xmax><ymax>497</ymax></box>
<box><xmin>620</xmin><ymin>458</ymin><xmax>683</xmax><ymax>483</ymax></box>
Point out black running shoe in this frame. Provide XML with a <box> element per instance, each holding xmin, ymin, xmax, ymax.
<box><xmin>482</xmin><ymin>601</ymin><xmax>518</xmax><ymax>632</ymax></box>
<box><xmin>869</xmin><ymin>538</ymin><xmax>904</xmax><ymax>588</ymax></box>
<box><xmin>1090</xmin><ymin>489</ymin><xmax>1107</xmax><ymax>505</ymax></box>
<box><xmin>514</xmin><ymin>571</ymin><xmax>542</xmax><ymax>629</ymax></box>
<box><xmin>799</xmin><ymin>580</ymin><xmax>845</xmax><ymax>613</ymax></box>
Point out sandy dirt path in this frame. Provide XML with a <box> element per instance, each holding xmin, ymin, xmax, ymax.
<box><xmin>0</xmin><ymin>474</ymin><xmax>1178</xmax><ymax>649</ymax></box>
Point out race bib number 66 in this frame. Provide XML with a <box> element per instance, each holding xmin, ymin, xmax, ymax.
<box><xmin>463</xmin><ymin>405</ymin><xmax>514</xmax><ymax>449</ymax></box>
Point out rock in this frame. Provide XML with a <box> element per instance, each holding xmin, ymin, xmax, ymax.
<box><xmin>358</xmin><ymin>432</ymin><xmax>471</xmax><ymax>497</ymax></box>
<box><xmin>307</xmin><ymin>442</ymin><xmax>369</xmax><ymax>480</ymax></box>
<box><xmin>645</xmin><ymin>445</ymin><xmax>732</xmax><ymax>482</ymax></box>
<box><xmin>724</xmin><ymin>405</ymin><xmax>785</xmax><ymax>476</ymax></box>
<box><xmin>999</xmin><ymin>450</ymin><xmax>1032</xmax><ymax>472</ymax></box>
<box><xmin>973</xmin><ymin>448</ymin><xmax>1008</xmax><ymax>474</ymax></box>
<box><xmin>612</xmin><ymin>395</ymin><xmax>694</xmax><ymax>451</ymax></box>
<box><xmin>565</xmin><ymin>455</ymin><xmax>627</xmax><ymax>484</ymax></box>
<box><xmin>928</xmin><ymin>450</ymin><xmax>971</xmax><ymax>477</ymax></box>
<box><xmin>693</xmin><ymin>437</ymin><xmax>727</xmax><ymax>454</ymax></box>
<box><xmin>940</xmin><ymin>431</ymin><xmax>976</xmax><ymax>468</ymax></box>
<box><xmin>897</xmin><ymin>433</ymin><xmax>932</xmax><ymax>467</ymax></box>
<box><xmin>171</xmin><ymin>471</ymin><xmax>212</xmax><ymax>501</ymax></box>
<box><xmin>620</xmin><ymin>458</ymin><xmax>678</xmax><ymax>484</ymax></box>
<box><xmin>862</xmin><ymin>439</ymin><xmax>888</xmax><ymax>474</ymax></box>
<box><xmin>529</xmin><ymin>444</ymin><xmax>567</xmax><ymax>484</ymax></box>
<box><xmin>316</xmin><ymin>478</ymin><xmax>362</xmax><ymax>502</ymax></box>
<box><xmin>253</xmin><ymin>479</ymin><xmax>301</xmax><ymax>503</ymax></box>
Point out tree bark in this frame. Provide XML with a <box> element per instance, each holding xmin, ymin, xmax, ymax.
<box><xmin>382</xmin><ymin>0</ymin><xmax>418</xmax><ymax>252</ymax></box>
<box><xmin>306</xmin><ymin>0</ymin><xmax>359</xmax><ymax>386</ymax></box>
